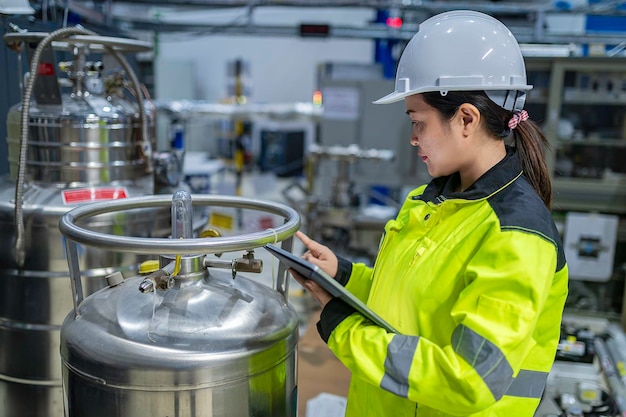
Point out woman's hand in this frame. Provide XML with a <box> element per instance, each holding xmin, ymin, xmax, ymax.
<box><xmin>296</xmin><ymin>231</ymin><xmax>338</xmax><ymax>277</ymax></box>
<box><xmin>289</xmin><ymin>231</ymin><xmax>338</xmax><ymax>308</ymax></box>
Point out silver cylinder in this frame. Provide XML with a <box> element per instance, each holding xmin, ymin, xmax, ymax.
<box><xmin>0</xmin><ymin>178</ymin><xmax>170</xmax><ymax>417</ymax></box>
<box><xmin>6</xmin><ymin>95</ymin><xmax>154</xmax><ymax>185</ymax></box>
<box><xmin>61</xmin><ymin>270</ymin><xmax>299</xmax><ymax>417</ymax></box>
<box><xmin>58</xmin><ymin>195</ymin><xmax>301</xmax><ymax>417</ymax></box>
<box><xmin>0</xmin><ymin>38</ymin><xmax>161</xmax><ymax>416</ymax></box>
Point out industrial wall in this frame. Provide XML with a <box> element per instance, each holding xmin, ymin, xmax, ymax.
<box><xmin>154</xmin><ymin>8</ymin><xmax>377</xmax><ymax>103</ymax></box>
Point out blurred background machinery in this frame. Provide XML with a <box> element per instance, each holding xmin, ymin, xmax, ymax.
<box><xmin>282</xmin><ymin>143</ymin><xmax>396</xmax><ymax>263</ymax></box>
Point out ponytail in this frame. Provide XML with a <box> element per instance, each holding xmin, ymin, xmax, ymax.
<box><xmin>512</xmin><ymin>120</ymin><xmax>552</xmax><ymax>210</ymax></box>
<box><xmin>422</xmin><ymin>91</ymin><xmax>553</xmax><ymax>210</ymax></box>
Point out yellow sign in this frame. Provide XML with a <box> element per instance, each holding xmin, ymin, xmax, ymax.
<box><xmin>209</xmin><ymin>212</ymin><xmax>234</xmax><ymax>230</ymax></box>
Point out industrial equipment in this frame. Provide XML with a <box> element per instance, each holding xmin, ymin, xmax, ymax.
<box><xmin>0</xmin><ymin>28</ymin><xmax>172</xmax><ymax>417</ymax></box>
<box><xmin>283</xmin><ymin>143</ymin><xmax>396</xmax><ymax>262</ymax></box>
<box><xmin>309</xmin><ymin>68</ymin><xmax>429</xmax><ymax>261</ymax></box>
<box><xmin>253</xmin><ymin>119</ymin><xmax>315</xmax><ymax>178</ymax></box>
<box><xmin>535</xmin><ymin>317</ymin><xmax>626</xmax><ymax>417</ymax></box>
<box><xmin>59</xmin><ymin>192</ymin><xmax>300</xmax><ymax>417</ymax></box>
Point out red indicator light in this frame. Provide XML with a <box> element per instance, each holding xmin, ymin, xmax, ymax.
<box><xmin>386</xmin><ymin>17</ymin><xmax>403</xmax><ymax>28</ymax></box>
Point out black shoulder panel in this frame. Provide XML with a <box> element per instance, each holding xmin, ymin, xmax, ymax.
<box><xmin>488</xmin><ymin>177</ymin><xmax>566</xmax><ymax>271</ymax></box>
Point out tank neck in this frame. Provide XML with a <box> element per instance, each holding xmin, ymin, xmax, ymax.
<box><xmin>161</xmin><ymin>255</ymin><xmax>207</xmax><ymax>283</ymax></box>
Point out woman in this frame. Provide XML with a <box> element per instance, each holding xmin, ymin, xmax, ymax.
<box><xmin>292</xmin><ymin>10</ymin><xmax>568</xmax><ymax>417</ymax></box>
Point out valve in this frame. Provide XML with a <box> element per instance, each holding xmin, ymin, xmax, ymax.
<box><xmin>138</xmin><ymin>261</ymin><xmax>176</xmax><ymax>293</ymax></box>
<box><xmin>235</xmin><ymin>250</ymin><xmax>263</xmax><ymax>274</ymax></box>
<box><xmin>204</xmin><ymin>250</ymin><xmax>263</xmax><ymax>280</ymax></box>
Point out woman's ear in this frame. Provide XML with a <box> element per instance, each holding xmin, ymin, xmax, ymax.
<box><xmin>457</xmin><ymin>103</ymin><xmax>481</xmax><ymax>136</ymax></box>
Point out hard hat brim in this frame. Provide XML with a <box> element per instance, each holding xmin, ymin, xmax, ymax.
<box><xmin>373</xmin><ymin>85</ymin><xmax>534</xmax><ymax>105</ymax></box>
<box><xmin>372</xmin><ymin>91</ymin><xmax>410</xmax><ymax>105</ymax></box>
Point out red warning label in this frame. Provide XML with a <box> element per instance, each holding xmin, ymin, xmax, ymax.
<box><xmin>37</xmin><ymin>62</ymin><xmax>55</xmax><ymax>76</ymax></box>
<box><xmin>62</xmin><ymin>187</ymin><xmax>128</xmax><ymax>204</ymax></box>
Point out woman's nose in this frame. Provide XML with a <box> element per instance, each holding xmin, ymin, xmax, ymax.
<box><xmin>410</xmin><ymin>135</ymin><xmax>419</xmax><ymax>147</ymax></box>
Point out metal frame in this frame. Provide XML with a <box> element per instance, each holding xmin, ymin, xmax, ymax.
<box><xmin>538</xmin><ymin>57</ymin><xmax>626</xmax><ymax>214</ymax></box>
<box><xmin>59</xmin><ymin>194</ymin><xmax>301</xmax><ymax>315</ymax></box>
<box><xmin>61</xmin><ymin>0</ymin><xmax>626</xmax><ymax>46</ymax></box>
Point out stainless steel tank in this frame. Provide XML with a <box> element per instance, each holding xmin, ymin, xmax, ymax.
<box><xmin>59</xmin><ymin>193</ymin><xmax>301</xmax><ymax>417</ymax></box>
<box><xmin>0</xmin><ymin>28</ymin><xmax>169</xmax><ymax>417</ymax></box>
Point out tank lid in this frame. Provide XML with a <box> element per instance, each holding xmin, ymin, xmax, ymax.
<box><xmin>61</xmin><ymin>270</ymin><xmax>298</xmax><ymax>387</ymax></box>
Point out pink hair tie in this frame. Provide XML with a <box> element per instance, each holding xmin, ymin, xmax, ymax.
<box><xmin>508</xmin><ymin>110</ymin><xmax>529</xmax><ymax>129</ymax></box>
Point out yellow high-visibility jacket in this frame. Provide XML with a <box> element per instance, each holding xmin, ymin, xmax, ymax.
<box><xmin>316</xmin><ymin>149</ymin><xmax>569</xmax><ymax>417</ymax></box>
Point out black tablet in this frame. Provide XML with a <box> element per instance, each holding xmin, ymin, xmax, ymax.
<box><xmin>265</xmin><ymin>244</ymin><xmax>399</xmax><ymax>334</ymax></box>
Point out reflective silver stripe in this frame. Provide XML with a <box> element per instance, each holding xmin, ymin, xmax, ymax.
<box><xmin>505</xmin><ymin>370</ymin><xmax>548</xmax><ymax>398</ymax></box>
<box><xmin>452</xmin><ymin>325</ymin><xmax>513</xmax><ymax>400</ymax></box>
<box><xmin>380</xmin><ymin>335</ymin><xmax>419</xmax><ymax>397</ymax></box>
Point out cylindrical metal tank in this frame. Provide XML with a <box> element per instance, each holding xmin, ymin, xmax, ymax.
<box><xmin>59</xmin><ymin>194</ymin><xmax>301</xmax><ymax>417</ymax></box>
<box><xmin>0</xmin><ymin>29</ymin><xmax>168</xmax><ymax>417</ymax></box>
<box><xmin>5</xmin><ymin>93</ymin><xmax>153</xmax><ymax>184</ymax></box>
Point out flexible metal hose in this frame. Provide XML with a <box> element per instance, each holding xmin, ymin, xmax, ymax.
<box><xmin>14</xmin><ymin>27</ymin><xmax>151</xmax><ymax>267</ymax></box>
<box><xmin>104</xmin><ymin>48</ymin><xmax>153</xmax><ymax>173</ymax></box>
<box><xmin>15</xmin><ymin>26</ymin><xmax>96</xmax><ymax>267</ymax></box>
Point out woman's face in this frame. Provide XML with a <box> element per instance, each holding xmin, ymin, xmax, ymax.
<box><xmin>404</xmin><ymin>94</ymin><xmax>467</xmax><ymax>178</ymax></box>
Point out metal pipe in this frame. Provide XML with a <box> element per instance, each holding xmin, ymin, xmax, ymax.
<box><xmin>59</xmin><ymin>194</ymin><xmax>301</xmax><ymax>314</ymax></box>
<box><xmin>65</xmin><ymin>238</ymin><xmax>84</xmax><ymax>316</ymax></box>
<box><xmin>276</xmin><ymin>234</ymin><xmax>293</xmax><ymax>299</ymax></box>
<box><xmin>59</xmin><ymin>195</ymin><xmax>300</xmax><ymax>253</ymax></box>
<box><xmin>593</xmin><ymin>337</ymin><xmax>626</xmax><ymax>416</ymax></box>
<box><xmin>607</xmin><ymin>323</ymin><xmax>626</xmax><ymax>387</ymax></box>
<box><xmin>606</xmin><ymin>337</ymin><xmax>626</xmax><ymax>389</ymax></box>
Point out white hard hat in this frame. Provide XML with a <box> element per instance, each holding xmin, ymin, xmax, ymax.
<box><xmin>374</xmin><ymin>10</ymin><xmax>532</xmax><ymax>111</ymax></box>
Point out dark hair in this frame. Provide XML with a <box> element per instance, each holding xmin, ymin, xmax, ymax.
<box><xmin>422</xmin><ymin>91</ymin><xmax>552</xmax><ymax>210</ymax></box>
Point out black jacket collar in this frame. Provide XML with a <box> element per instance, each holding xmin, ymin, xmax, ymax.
<box><xmin>418</xmin><ymin>147</ymin><xmax>523</xmax><ymax>203</ymax></box>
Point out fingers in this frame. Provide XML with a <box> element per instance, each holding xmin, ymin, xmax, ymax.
<box><xmin>295</xmin><ymin>231</ymin><xmax>314</xmax><ymax>248</ymax></box>
<box><xmin>301</xmin><ymin>252</ymin><xmax>314</xmax><ymax>262</ymax></box>
<box><xmin>288</xmin><ymin>268</ymin><xmax>307</xmax><ymax>287</ymax></box>
<box><xmin>289</xmin><ymin>267</ymin><xmax>315</xmax><ymax>294</ymax></box>
<box><xmin>289</xmin><ymin>268</ymin><xmax>333</xmax><ymax>307</ymax></box>
<box><xmin>296</xmin><ymin>231</ymin><xmax>323</xmax><ymax>257</ymax></box>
